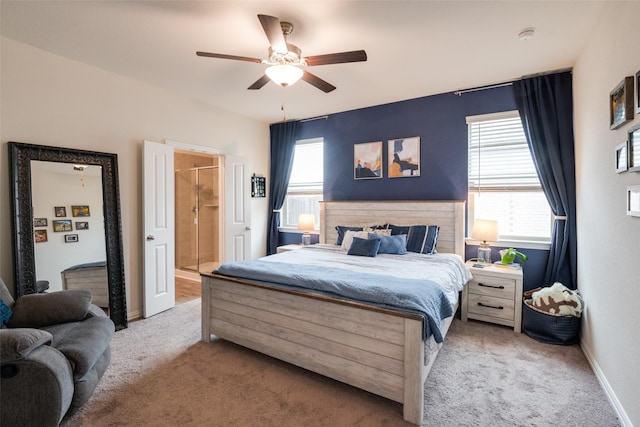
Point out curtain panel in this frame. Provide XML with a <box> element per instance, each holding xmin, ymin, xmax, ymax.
<box><xmin>267</xmin><ymin>120</ymin><xmax>300</xmax><ymax>255</ymax></box>
<box><xmin>513</xmin><ymin>71</ymin><xmax>577</xmax><ymax>289</ymax></box>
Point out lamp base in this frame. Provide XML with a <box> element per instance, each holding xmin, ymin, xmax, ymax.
<box><xmin>301</xmin><ymin>233</ymin><xmax>311</xmax><ymax>245</ymax></box>
<box><xmin>478</xmin><ymin>246</ymin><xmax>492</xmax><ymax>263</ymax></box>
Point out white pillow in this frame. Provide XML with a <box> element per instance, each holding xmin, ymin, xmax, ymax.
<box><xmin>341</xmin><ymin>230</ymin><xmax>370</xmax><ymax>251</ymax></box>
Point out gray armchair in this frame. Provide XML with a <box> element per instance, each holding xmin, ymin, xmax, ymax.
<box><xmin>0</xmin><ymin>278</ymin><xmax>114</xmax><ymax>427</ymax></box>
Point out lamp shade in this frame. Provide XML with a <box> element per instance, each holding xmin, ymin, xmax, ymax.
<box><xmin>471</xmin><ymin>219</ymin><xmax>498</xmax><ymax>243</ymax></box>
<box><xmin>265</xmin><ymin>64</ymin><xmax>304</xmax><ymax>87</ymax></box>
<box><xmin>297</xmin><ymin>214</ymin><xmax>316</xmax><ymax>232</ymax></box>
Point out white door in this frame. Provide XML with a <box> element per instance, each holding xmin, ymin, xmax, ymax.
<box><xmin>224</xmin><ymin>155</ymin><xmax>251</xmax><ymax>262</ymax></box>
<box><xmin>143</xmin><ymin>140</ymin><xmax>175</xmax><ymax>317</ymax></box>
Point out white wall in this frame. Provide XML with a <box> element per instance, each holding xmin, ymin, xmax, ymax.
<box><xmin>0</xmin><ymin>37</ymin><xmax>270</xmax><ymax>318</ymax></box>
<box><xmin>573</xmin><ymin>3</ymin><xmax>640</xmax><ymax>426</ymax></box>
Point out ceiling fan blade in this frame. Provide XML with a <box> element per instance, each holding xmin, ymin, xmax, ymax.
<box><xmin>305</xmin><ymin>50</ymin><xmax>367</xmax><ymax>67</ymax></box>
<box><xmin>248</xmin><ymin>75</ymin><xmax>271</xmax><ymax>90</ymax></box>
<box><xmin>301</xmin><ymin>71</ymin><xmax>336</xmax><ymax>93</ymax></box>
<box><xmin>257</xmin><ymin>14</ymin><xmax>287</xmax><ymax>54</ymax></box>
<box><xmin>196</xmin><ymin>51</ymin><xmax>262</xmax><ymax>64</ymax></box>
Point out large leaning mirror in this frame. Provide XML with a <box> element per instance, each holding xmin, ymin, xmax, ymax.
<box><xmin>9</xmin><ymin>141</ymin><xmax>127</xmax><ymax>330</ymax></box>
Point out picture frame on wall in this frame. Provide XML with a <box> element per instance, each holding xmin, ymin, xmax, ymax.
<box><xmin>636</xmin><ymin>70</ymin><xmax>640</xmax><ymax>114</ymax></box>
<box><xmin>628</xmin><ymin>125</ymin><xmax>640</xmax><ymax>172</ymax></box>
<box><xmin>71</xmin><ymin>205</ymin><xmax>90</xmax><ymax>217</ymax></box>
<box><xmin>609</xmin><ymin>76</ymin><xmax>634</xmax><ymax>130</ymax></box>
<box><xmin>75</xmin><ymin>221</ymin><xmax>89</xmax><ymax>230</ymax></box>
<box><xmin>34</xmin><ymin>229</ymin><xmax>48</xmax><ymax>243</ymax></box>
<box><xmin>33</xmin><ymin>218</ymin><xmax>48</xmax><ymax>227</ymax></box>
<box><xmin>627</xmin><ymin>185</ymin><xmax>640</xmax><ymax>217</ymax></box>
<box><xmin>354</xmin><ymin>141</ymin><xmax>383</xmax><ymax>180</ymax></box>
<box><xmin>54</xmin><ymin>206</ymin><xmax>66</xmax><ymax>217</ymax></box>
<box><xmin>65</xmin><ymin>234</ymin><xmax>79</xmax><ymax>243</ymax></box>
<box><xmin>388</xmin><ymin>136</ymin><xmax>420</xmax><ymax>178</ymax></box>
<box><xmin>52</xmin><ymin>219</ymin><xmax>72</xmax><ymax>232</ymax></box>
<box><xmin>615</xmin><ymin>141</ymin><xmax>628</xmax><ymax>173</ymax></box>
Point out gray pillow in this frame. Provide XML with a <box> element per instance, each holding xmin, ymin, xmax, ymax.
<box><xmin>0</xmin><ymin>328</ymin><xmax>53</xmax><ymax>363</ymax></box>
<box><xmin>347</xmin><ymin>237</ymin><xmax>380</xmax><ymax>257</ymax></box>
<box><xmin>8</xmin><ymin>290</ymin><xmax>92</xmax><ymax>328</ymax></box>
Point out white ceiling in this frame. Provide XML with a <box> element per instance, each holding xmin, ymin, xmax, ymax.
<box><xmin>1</xmin><ymin>1</ymin><xmax>608</xmax><ymax>124</ymax></box>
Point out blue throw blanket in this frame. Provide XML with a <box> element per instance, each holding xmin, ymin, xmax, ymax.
<box><xmin>215</xmin><ymin>260</ymin><xmax>453</xmax><ymax>343</ymax></box>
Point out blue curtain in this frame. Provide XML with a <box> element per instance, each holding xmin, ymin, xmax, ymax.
<box><xmin>266</xmin><ymin>120</ymin><xmax>299</xmax><ymax>255</ymax></box>
<box><xmin>513</xmin><ymin>72</ymin><xmax>577</xmax><ymax>289</ymax></box>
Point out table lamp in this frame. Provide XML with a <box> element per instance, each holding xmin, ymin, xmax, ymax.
<box><xmin>298</xmin><ymin>214</ymin><xmax>315</xmax><ymax>245</ymax></box>
<box><xmin>471</xmin><ymin>219</ymin><xmax>498</xmax><ymax>263</ymax></box>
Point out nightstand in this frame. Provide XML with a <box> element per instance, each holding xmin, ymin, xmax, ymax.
<box><xmin>276</xmin><ymin>244</ymin><xmax>304</xmax><ymax>254</ymax></box>
<box><xmin>461</xmin><ymin>261</ymin><xmax>523</xmax><ymax>333</ymax></box>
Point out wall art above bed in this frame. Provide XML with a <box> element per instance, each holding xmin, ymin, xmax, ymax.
<box><xmin>388</xmin><ymin>136</ymin><xmax>420</xmax><ymax>177</ymax></box>
<box><xmin>354</xmin><ymin>141</ymin><xmax>383</xmax><ymax>179</ymax></box>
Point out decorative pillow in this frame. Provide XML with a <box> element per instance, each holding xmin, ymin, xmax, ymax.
<box><xmin>0</xmin><ymin>328</ymin><xmax>53</xmax><ymax>363</ymax></box>
<box><xmin>384</xmin><ymin>224</ymin><xmax>440</xmax><ymax>254</ymax></box>
<box><xmin>369</xmin><ymin>228</ymin><xmax>392</xmax><ymax>237</ymax></box>
<box><xmin>369</xmin><ymin>233</ymin><xmax>407</xmax><ymax>254</ymax></box>
<box><xmin>341</xmin><ymin>230</ymin><xmax>370</xmax><ymax>251</ymax></box>
<box><xmin>0</xmin><ymin>299</ymin><xmax>12</xmax><ymax>327</ymax></box>
<box><xmin>335</xmin><ymin>226</ymin><xmax>363</xmax><ymax>245</ymax></box>
<box><xmin>8</xmin><ymin>290</ymin><xmax>92</xmax><ymax>328</ymax></box>
<box><xmin>347</xmin><ymin>237</ymin><xmax>380</xmax><ymax>257</ymax></box>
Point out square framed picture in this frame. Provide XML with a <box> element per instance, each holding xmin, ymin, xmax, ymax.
<box><xmin>615</xmin><ymin>141</ymin><xmax>628</xmax><ymax>173</ymax></box>
<box><xmin>71</xmin><ymin>205</ymin><xmax>90</xmax><ymax>217</ymax></box>
<box><xmin>54</xmin><ymin>206</ymin><xmax>67</xmax><ymax>217</ymax></box>
<box><xmin>65</xmin><ymin>234</ymin><xmax>79</xmax><ymax>243</ymax></box>
<box><xmin>34</xmin><ymin>229</ymin><xmax>48</xmax><ymax>243</ymax></box>
<box><xmin>610</xmin><ymin>76</ymin><xmax>634</xmax><ymax>130</ymax></box>
<box><xmin>354</xmin><ymin>141</ymin><xmax>383</xmax><ymax>179</ymax></box>
<box><xmin>627</xmin><ymin>185</ymin><xmax>640</xmax><ymax>217</ymax></box>
<box><xmin>628</xmin><ymin>125</ymin><xmax>640</xmax><ymax>173</ymax></box>
<box><xmin>75</xmin><ymin>221</ymin><xmax>89</xmax><ymax>230</ymax></box>
<box><xmin>388</xmin><ymin>137</ymin><xmax>420</xmax><ymax>177</ymax></box>
<box><xmin>52</xmin><ymin>219</ymin><xmax>72</xmax><ymax>232</ymax></box>
<box><xmin>33</xmin><ymin>218</ymin><xmax>48</xmax><ymax>227</ymax></box>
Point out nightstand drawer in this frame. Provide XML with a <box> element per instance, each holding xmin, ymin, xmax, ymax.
<box><xmin>468</xmin><ymin>276</ymin><xmax>516</xmax><ymax>299</ymax></box>
<box><xmin>467</xmin><ymin>293</ymin><xmax>515</xmax><ymax>321</ymax></box>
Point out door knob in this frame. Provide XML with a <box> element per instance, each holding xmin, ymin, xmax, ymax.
<box><xmin>146</xmin><ymin>235</ymin><xmax>155</xmax><ymax>241</ymax></box>
<box><xmin>245</xmin><ymin>227</ymin><xmax>251</xmax><ymax>231</ymax></box>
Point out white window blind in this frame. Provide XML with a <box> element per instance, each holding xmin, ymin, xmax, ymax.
<box><xmin>467</xmin><ymin>111</ymin><xmax>552</xmax><ymax>242</ymax></box>
<box><xmin>282</xmin><ymin>138</ymin><xmax>323</xmax><ymax>229</ymax></box>
<box><xmin>467</xmin><ymin>111</ymin><xmax>540</xmax><ymax>191</ymax></box>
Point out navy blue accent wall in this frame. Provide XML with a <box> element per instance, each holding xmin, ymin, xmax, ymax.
<box><xmin>281</xmin><ymin>86</ymin><xmax>549</xmax><ymax>290</ymax></box>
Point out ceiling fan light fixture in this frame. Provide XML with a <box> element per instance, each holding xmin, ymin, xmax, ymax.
<box><xmin>265</xmin><ymin>64</ymin><xmax>303</xmax><ymax>87</ymax></box>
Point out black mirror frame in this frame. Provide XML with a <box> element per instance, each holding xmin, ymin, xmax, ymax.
<box><xmin>8</xmin><ymin>141</ymin><xmax>127</xmax><ymax>330</ymax></box>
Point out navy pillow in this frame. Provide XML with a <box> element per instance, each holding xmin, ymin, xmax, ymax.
<box><xmin>385</xmin><ymin>224</ymin><xmax>439</xmax><ymax>254</ymax></box>
<box><xmin>0</xmin><ymin>299</ymin><xmax>12</xmax><ymax>326</ymax></box>
<box><xmin>335</xmin><ymin>226</ymin><xmax>363</xmax><ymax>245</ymax></box>
<box><xmin>347</xmin><ymin>237</ymin><xmax>380</xmax><ymax>257</ymax></box>
<box><xmin>368</xmin><ymin>233</ymin><xmax>407</xmax><ymax>254</ymax></box>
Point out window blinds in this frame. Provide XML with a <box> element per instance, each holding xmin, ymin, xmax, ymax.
<box><xmin>467</xmin><ymin>112</ymin><xmax>540</xmax><ymax>191</ymax></box>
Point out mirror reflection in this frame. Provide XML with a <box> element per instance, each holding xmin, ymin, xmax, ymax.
<box><xmin>31</xmin><ymin>161</ymin><xmax>109</xmax><ymax>310</ymax></box>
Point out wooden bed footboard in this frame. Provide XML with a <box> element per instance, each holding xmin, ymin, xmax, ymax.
<box><xmin>201</xmin><ymin>274</ymin><xmax>446</xmax><ymax>425</ymax></box>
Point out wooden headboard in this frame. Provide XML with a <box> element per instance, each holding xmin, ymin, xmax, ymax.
<box><xmin>319</xmin><ymin>200</ymin><xmax>466</xmax><ymax>258</ymax></box>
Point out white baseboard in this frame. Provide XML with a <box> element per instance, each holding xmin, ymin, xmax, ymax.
<box><xmin>580</xmin><ymin>342</ymin><xmax>633</xmax><ymax>427</ymax></box>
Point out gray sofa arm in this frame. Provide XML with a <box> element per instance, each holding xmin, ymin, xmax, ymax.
<box><xmin>1</xmin><ymin>333</ymin><xmax>74</xmax><ymax>427</ymax></box>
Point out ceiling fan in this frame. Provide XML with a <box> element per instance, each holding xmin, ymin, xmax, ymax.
<box><xmin>196</xmin><ymin>14</ymin><xmax>367</xmax><ymax>93</ymax></box>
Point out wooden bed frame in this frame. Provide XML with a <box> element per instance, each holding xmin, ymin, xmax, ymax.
<box><xmin>201</xmin><ymin>200</ymin><xmax>466</xmax><ymax>425</ymax></box>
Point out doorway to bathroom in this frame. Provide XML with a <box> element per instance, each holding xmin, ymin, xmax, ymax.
<box><xmin>174</xmin><ymin>150</ymin><xmax>220</xmax><ymax>303</ymax></box>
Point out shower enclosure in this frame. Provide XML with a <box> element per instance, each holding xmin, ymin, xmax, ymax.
<box><xmin>175</xmin><ymin>164</ymin><xmax>220</xmax><ymax>274</ymax></box>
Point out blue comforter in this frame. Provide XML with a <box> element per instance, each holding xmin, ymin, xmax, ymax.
<box><xmin>215</xmin><ymin>260</ymin><xmax>453</xmax><ymax>343</ymax></box>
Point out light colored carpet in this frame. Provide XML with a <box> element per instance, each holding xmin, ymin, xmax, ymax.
<box><xmin>61</xmin><ymin>299</ymin><xmax>619</xmax><ymax>426</ymax></box>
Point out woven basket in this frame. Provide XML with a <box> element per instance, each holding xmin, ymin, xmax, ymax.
<box><xmin>522</xmin><ymin>299</ymin><xmax>581</xmax><ymax>345</ymax></box>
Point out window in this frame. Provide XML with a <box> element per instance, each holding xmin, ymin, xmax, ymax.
<box><xmin>467</xmin><ymin>111</ymin><xmax>552</xmax><ymax>242</ymax></box>
<box><xmin>281</xmin><ymin>138</ymin><xmax>323</xmax><ymax>229</ymax></box>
